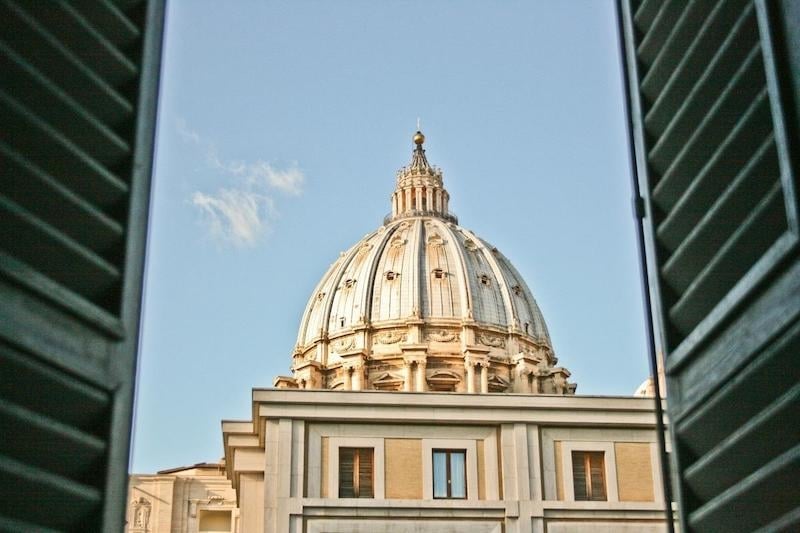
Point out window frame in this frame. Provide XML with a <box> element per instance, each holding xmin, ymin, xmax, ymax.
<box><xmin>432</xmin><ymin>448</ymin><xmax>468</xmax><ymax>499</ymax></box>
<box><xmin>327</xmin><ymin>436</ymin><xmax>385</xmax><ymax>499</ymax></box>
<box><xmin>421</xmin><ymin>438</ymin><xmax>478</xmax><ymax>500</ymax></box>
<box><xmin>338</xmin><ymin>447</ymin><xmax>375</xmax><ymax>498</ymax></box>
<box><xmin>571</xmin><ymin>450</ymin><xmax>607</xmax><ymax>501</ymax></box>
<box><xmin>559</xmin><ymin>440</ymin><xmax>619</xmax><ymax>502</ymax></box>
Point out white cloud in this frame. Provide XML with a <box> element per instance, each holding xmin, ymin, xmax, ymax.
<box><xmin>176</xmin><ymin>118</ymin><xmax>201</xmax><ymax>144</ymax></box>
<box><xmin>191</xmin><ymin>189</ymin><xmax>275</xmax><ymax>247</ymax></box>
<box><xmin>177</xmin><ymin>118</ymin><xmax>306</xmax><ymax>247</ymax></box>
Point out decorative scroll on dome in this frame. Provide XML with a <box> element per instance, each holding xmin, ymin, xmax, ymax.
<box><xmin>374</xmin><ymin>330</ymin><xmax>407</xmax><ymax>344</ymax></box>
<box><xmin>478</xmin><ymin>332</ymin><xmax>506</xmax><ymax>348</ymax></box>
<box><xmin>425</xmin><ymin>329</ymin><xmax>460</xmax><ymax>342</ymax></box>
<box><xmin>332</xmin><ymin>336</ymin><xmax>355</xmax><ymax>352</ymax></box>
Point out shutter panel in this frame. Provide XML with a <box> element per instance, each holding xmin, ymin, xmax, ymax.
<box><xmin>588</xmin><ymin>453</ymin><xmax>607</xmax><ymax>501</ymax></box>
<box><xmin>0</xmin><ymin>0</ymin><xmax>164</xmax><ymax>531</ymax></box>
<box><xmin>358</xmin><ymin>449</ymin><xmax>374</xmax><ymax>498</ymax></box>
<box><xmin>619</xmin><ymin>0</ymin><xmax>800</xmax><ymax>531</ymax></box>
<box><xmin>571</xmin><ymin>451</ymin><xmax>588</xmax><ymax>501</ymax></box>
<box><xmin>338</xmin><ymin>448</ymin><xmax>356</xmax><ymax>498</ymax></box>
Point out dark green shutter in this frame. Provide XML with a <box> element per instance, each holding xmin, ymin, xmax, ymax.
<box><xmin>619</xmin><ymin>0</ymin><xmax>800</xmax><ymax>531</ymax></box>
<box><xmin>0</xmin><ymin>0</ymin><xmax>164</xmax><ymax>530</ymax></box>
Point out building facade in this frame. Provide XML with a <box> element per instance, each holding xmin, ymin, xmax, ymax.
<box><xmin>126</xmin><ymin>463</ymin><xmax>239</xmax><ymax>533</ymax></box>
<box><xmin>221</xmin><ymin>132</ymin><xmax>670</xmax><ymax>532</ymax></box>
<box><xmin>223</xmin><ymin>390</ymin><xmax>668</xmax><ymax>532</ymax></box>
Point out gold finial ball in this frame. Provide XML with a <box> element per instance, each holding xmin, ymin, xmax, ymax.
<box><xmin>413</xmin><ymin>131</ymin><xmax>425</xmax><ymax>145</ymax></box>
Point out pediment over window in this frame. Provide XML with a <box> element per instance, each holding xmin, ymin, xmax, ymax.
<box><xmin>427</xmin><ymin>370</ymin><xmax>461</xmax><ymax>392</ymax></box>
<box><xmin>488</xmin><ymin>374</ymin><xmax>509</xmax><ymax>393</ymax></box>
<box><xmin>372</xmin><ymin>372</ymin><xmax>403</xmax><ymax>391</ymax></box>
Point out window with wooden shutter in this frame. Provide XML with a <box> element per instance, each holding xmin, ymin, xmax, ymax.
<box><xmin>338</xmin><ymin>447</ymin><xmax>374</xmax><ymax>498</ymax></box>
<box><xmin>0</xmin><ymin>0</ymin><xmax>164</xmax><ymax>530</ymax></box>
<box><xmin>618</xmin><ymin>0</ymin><xmax>800</xmax><ymax>531</ymax></box>
<box><xmin>571</xmin><ymin>451</ymin><xmax>607</xmax><ymax>501</ymax></box>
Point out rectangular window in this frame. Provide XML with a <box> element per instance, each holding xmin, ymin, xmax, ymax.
<box><xmin>432</xmin><ymin>449</ymin><xmax>466</xmax><ymax>499</ymax></box>
<box><xmin>339</xmin><ymin>447</ymin><xmax>374</xmax><ymax>498</ymax></box>
<box><xmin>572</xmin><ymin>451</ymin><xmax>606</xmax><ymax>501</ymax></box>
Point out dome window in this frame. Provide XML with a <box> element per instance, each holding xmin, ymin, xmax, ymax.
<box><xmin>385</xmin><ymin>271</ymin><xmax>398</xmax><ymax>281</ymax></box>
<box><xmin>339</xmin><ymin>317</ymin><xmax>346</xmax><ymax>327</ymax></box>
<box><xmin>343</xmin><ymin>279</ymin><xmax>356</xmax><ymax>289</ymax></box>
<box><xmin>512</xmin><ymin>284</ymin><xmax>522</xmax><ymax>296</ymax></box>
<box><xmin>432</xmin><ymin>268</ymin><xmax>445</xmax><ymax>280</ymax></box>
<box><xmin>524</xmin><ymin>322</ymin><xmax>530</xmax><ymax>334</ymax></box>
<box><xmin>479</xmin><ymin>274</ymin><xmax>491</xmax><ymax>286</ymax></box>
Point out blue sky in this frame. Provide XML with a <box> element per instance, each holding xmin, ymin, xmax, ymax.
<box><xmin>131</xmin><ymin>0</ymin><xmax>649</xmax><ymax>473</ymax></box>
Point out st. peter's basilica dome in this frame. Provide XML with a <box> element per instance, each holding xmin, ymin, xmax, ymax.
<box><xmin>280</xmin><ymin>132</ymin><xmax>575</xmax><ymax>395</ymax></box>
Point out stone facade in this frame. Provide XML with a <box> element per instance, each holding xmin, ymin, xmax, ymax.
<box><xmin>222</xmin><ymin>390</ymin><xmax>671</xmax><ymax>532</ymax></box>
<box><xmin>125</xmin><ymin>464</ymin><xmax>238</xmax><ymax>533</ymax></box>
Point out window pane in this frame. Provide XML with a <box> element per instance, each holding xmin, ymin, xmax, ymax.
<box><xmin>433</xmin><ymin>451</ymin><xmax>448</xmax><ymax>498</ymax></box>
<box><xmin>449</xmin><ymin>451</ymin><xmax>466</xmax><ymax>498</ymax></box>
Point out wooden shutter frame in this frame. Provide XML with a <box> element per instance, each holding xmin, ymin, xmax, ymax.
<box><xmin>0</xmin><ymin>1</ymin><xmax>165</xmax><ymax>530</ymax></box>
<box><xmin>619</xmin><ymin>0</ymin><xmax>800</xmax><ymax>379</ymax></box>
<box><xmin>617</xmin><ymin>0</ymin><xmax>800</xmax><ymax>531</ymax></box>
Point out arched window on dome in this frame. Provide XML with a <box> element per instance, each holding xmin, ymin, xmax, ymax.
<box><xmin>385</xmin><ymin>271</ymin><xmax>398</xmax><ymax>281</ymax></box>
<box><xmin>479</xmin><ymin>274</ymin><xmax>491</xmax><ymax>286</ymax></box>
<box><xmin>432</xmin><ymin>268</ymin><xmax>445</xmax><ymax>280</ymax></box>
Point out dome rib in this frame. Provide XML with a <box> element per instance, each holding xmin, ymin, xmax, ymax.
<box><xmin>462</xmin><ymin>228</ymin><xmax>517</xmax><ymax>332</ymax></box>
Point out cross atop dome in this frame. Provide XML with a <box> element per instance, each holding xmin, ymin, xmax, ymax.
<box><xmin>390</xmin><ymin>130</ymin><xmax>454</xmax><ymax>222</ymax></box>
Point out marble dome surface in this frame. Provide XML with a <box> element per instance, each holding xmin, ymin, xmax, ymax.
<box><xmin>283</xmin><ymin>132</ymin><xmax>574</xmax><ymax>395</ymax></box>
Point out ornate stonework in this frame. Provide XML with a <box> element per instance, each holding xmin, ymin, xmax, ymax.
<box><xmin>278</xmin><ymin>131</ymin><xmax>575</xmax><ymax>395</ymax></box>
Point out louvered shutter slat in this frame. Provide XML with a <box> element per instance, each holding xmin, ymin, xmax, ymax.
<box><xmin>0</xmin><ymin>92</ymin><xmax>129</xmax><ymax>208</ymax></box>
<box><xmin>636</xmin><ymin>0</ymin><xmax>685</xmax><ymax>66</ymax></box>
<box><xmin>359</xmin><ymin>450</ymin><xmax>374</xmax><ymax>498</ymax></box>
<box><xmin>1</xmin><ymin>141</ymin><xmax>124</xmax><ymax>258</ymax></box>
<box><xmin>71</xmin><ymin>0</ymin><xmax>141</xmax><ymax>50</ymax></box>
<box><xmin>667</xmin><ymin>181</ymin><xmax>785</xmax><ymax>335</ymax></box>
<box><xmin>633</xmin><ymin>0</ymin><xmax>663</xmax><ymax>34</ymax></box>
<box><xmin>642</xmin><ymin>0</ymin><xmax>755</xmax><ymax>133</ymax></box>
<box><xmin>683</xmin><ymin>382</ymin><xmax>800</xmax><ymax>501</ymax></box>
<box><xmin>0</xmin><ymin>43</ymin><xmax>131</xmax><ymax>169</ymax></box>
<box><xmin>0</xmin><ymin>195</ymin><xmax>121</xmax><ymax>310</ymax></box>
<box><xmin>0</xmin><ymin>2</ymin><xmax>133</xmax><ymax>126</ymax></box>
<box><xmin>660</xmin><ymin>131</ymin><xmax>778</xmax><ymax>289</ymax></box>
<box><xmin>655</xmin><ymin>106</ymin><xmax>775</xmax><ymax>252</ymax></box>
<box><xmin>640</xmin><ymin>0</ymin><xmax>715</xmax><ymax>103</ymax></box>
<box><xmin>688</xmin><ymin>444</ymin><xmax>800</xmax><ymax>532</ymax></box>
<box><xmin>649</xmin><ymin>45</ymin><xmax>764</xmax><ymax>179</ymax></box>
<box><xmin>0</xmin><ymin>455</ymin><xmax>102</xmax><ymax>530</ymax></box>
<box><xmin>20</xmin><ymin>3</ymin><xmax>138</xmax><ymax>88</ymax></box>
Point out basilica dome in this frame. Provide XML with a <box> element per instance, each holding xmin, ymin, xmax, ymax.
<box><xmin>282</xmin><ymin>132</ymin><xmax>574</xmax><ymax>395</ymax></box>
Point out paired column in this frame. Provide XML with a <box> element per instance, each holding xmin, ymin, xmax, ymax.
<box><xmin>404</xmin><ymin>362</ymin><xmax>414</xmax><ymax>392</ymax></box>
<box><xmin>465</xmin><ymin>362</ymin><xmax>476</xmax><ymax>393</ymax></box>
<box><xmin>480</xmin><ymin>363</ymin><xmax>489</xmax><ymax>394</ymax></box>
<box><xmin>415</xmin><ymin>360</ymin><xmax>427</xmax><ymax>392</ymax></box>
